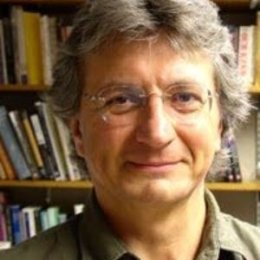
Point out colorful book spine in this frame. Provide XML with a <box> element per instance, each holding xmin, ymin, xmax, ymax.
<box><xmin>0</xmin><ymin>106</ymin><xmax>31</xmax><ymax>180</ymax></box>
<box><xmin>8</xmin><ymin>110</ymin><xmax>39</xmax><ymax>179</ymax></box>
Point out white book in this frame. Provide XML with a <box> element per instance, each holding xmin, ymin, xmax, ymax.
<box><xmin>238</xmin><ymin>25</ymin><xmax>255</xmax><ymax>87</ymax></box>
<box><xmin>0</xmin><ymin>241</ymin><xmax>11</xmax><ymax>250</ymax></box>
<box><xmin>42</xmin><ymin>103</ymin><xmax>67</xmax><ymax>180</ymax></box>
<box><xmin>11</xmin><ymin>6</ymin><xmax>27</xmax><ymax>84</ymax></box>
<box><xmin>40</xmin><ymin>15</ymin><xmax>52</xmax><ymax>86</ymax></box>
<box><xmin>47</xmin><ymin>206</ymin><xmax>60</xmax><ymax>228</ymax></box>
<box><xmin>74</xmin><ymin>204</ymin><xmax>85</xmax><ymax>215</ymax></box>
<box><xmin>22</xmin><ymin>207</ymin><xmax>37</xmax><ymax>238</ymax></box>
<box><xmin>55</xmin><ymin>117</ymin><xmax>82</xmax><ymax>181</ymax></box>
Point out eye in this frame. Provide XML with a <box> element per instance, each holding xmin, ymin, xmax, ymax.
<box><xmin>102</xmin><ymin>90</ymin><xmax>142</xmax><ymax>114</ymax></box>
<box><xmin>169</xmin><ymin>90</ymin><xmax>204</xmax><ymax>113</ymax></box>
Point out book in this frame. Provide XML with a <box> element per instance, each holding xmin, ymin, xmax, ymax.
<box><xmin>9</xmin><ymin>205</ymin><xmax>22</xmax><ymax>245</ymax></box>
<box><xmin>0</xmin><ymin>20</ymin><xmax>8</xmax><ymax>84</ymax></box>
<box><xmin>0</xmin><ymin>192</ymin><xmax>8</xmax><ymax>242</ymax></box>
<box><xmin>55</xmin><ymin>117</ymin><xmax>81</xmax><ymax>181</ymax></box>
<box><xmin>225</xmin><ymin>129</ymin><xmax>242</xmax><ymax>182</ymax></box>
<box><xmin>37</xmin><ymin>102</ymin><xmax>67</xmax><ymax>180</ymax></box>
<box><xmin>47</xmin><ymin>206</ymin><xmax>60</xmax><ymax>228</ymax></box>
<box><xmin>0</xmin><ymin>161</ymin><xmax>6</xmax><ymax>180</ymax></box>
<box><xmin>0</xmin><ymin>106</ymin><xmax>31</xmax><ymax>180</ymax></box>
<box><xmin>0</xmin><ymin>136</ymin><xmax>16</xmax><ymax>180</ymax></box>
<box><xmin>40</xmin><ymin>15</ymin><xmax>58</xmax><ymax>86</ymax></box>
<box><xmin>30</xmin><ymin>113</ymin><xmax>55</xmax><ymax>179</ymax></box>
<box><xmin>255</xmin><ymin>12</ymin><xmax>260</xmax><ymax>90</ymax></box>
<box><xmin>0</xmin><ymin>242</ymin><xmax>11</xmax><ymax>250</ymax></box>
<box><xmin>256</xmin><ymin>111</ymin><xmax>260</xmax><ymax>180</ymax></box>
<box><xmin>238</xmin><ymin>25</ymin><xmax>255</xmax><ymax>87</ymax></box>
<box><xmin>10</xmin><ymin>6</ymin><xmax>27</xmax><ymax>84</ymax></box>
<box><xmin>21</xmin><ymin>111</ymin><xmax>44</xmax><ymax>179</ymax></box>
<box><xmin>9</xmin><ymin>110</ymin><xmax>39</xmax><ymax>179</ymax></box>
<box><xmin>2</xmin><ymin>17</ymin><xmax>16</xmax><ymax>84</ymax></box>
<box><xmin>34</xmin><ymin>102</ymin><xmax>60</xmax><ymax>180</ymax></box>
<box><xmin>23</xmin><ymin>10</ymin><xmax>43</xmax><ymax>85</ymax></box>
<box><xmin>22</xmin><ymin>207</ymin><xmax>37</xmax><ymax>239</ymax></box>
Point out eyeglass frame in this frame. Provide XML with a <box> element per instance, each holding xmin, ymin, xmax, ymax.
<box><xmin>83</xmin><ymin>85</ymin><xmax>217</xmax><ymax>126</ymax></box>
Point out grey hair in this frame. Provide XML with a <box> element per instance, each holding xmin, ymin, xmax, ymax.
<box><xmin>48</xmin><ymin>0</ymin><xmax>252</xmax><ymax>177</ymax></box>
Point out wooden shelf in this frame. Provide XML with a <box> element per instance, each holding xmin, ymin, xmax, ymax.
<box><xmin>0</xmin><ymin>0</ymin><xmax>84</xmax><ymax>5</ymax></box>
<box><xmin>0</xmin><ymin>180</ymin><xmax>260</xmax><ymax>191</ymax></box>
<box><xmin>0</xmin><ymin>84</ymin><xmax>49</xmax><ymax>92</ymax></box>
<box><xmin>0</xmin><ymin>0</ymin><xmax>254</xmax><ymax>9</ymax></box>
<box><xmin>207</xmin><ymin>182</ymin><xmax>260</xmax><ymax>191</ymax></box>
<box><xmin>0</xmin><ymin>180</ymin><xmax>93</xmax><ymax>189</ymax></box>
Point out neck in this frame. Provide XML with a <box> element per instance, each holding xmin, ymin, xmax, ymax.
<box><xmin>96</xmin><ymin>186</ymin><xmax>207</xmax><ymax>260</ymax></box>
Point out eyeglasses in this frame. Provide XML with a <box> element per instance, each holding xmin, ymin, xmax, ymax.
<box><xmin>83</xmin><ymin>85</ymin><xmax>214</xmax><ymax>127</ymax></box>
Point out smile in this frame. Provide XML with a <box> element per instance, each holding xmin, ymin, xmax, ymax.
<box><xmin>125</xmin><ymin>161</ymin><xmax>182</xmax><ymax>175</ymax></box>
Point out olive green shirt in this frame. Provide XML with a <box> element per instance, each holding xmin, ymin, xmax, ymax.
<box><xmin>0</xmin><ymin>189</ymin><xmax>259</xmax><ymax>260</ymax></box>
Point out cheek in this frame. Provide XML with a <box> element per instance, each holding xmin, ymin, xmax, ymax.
<box><xmin>81</xmin><ymin>122</ymin><xmax>129</xmax><ymax>175</ymax></box>
<box><xmin>180</xmin><ymin>119</ymin><xmax>220</xmax><ymax>173</ymax></box>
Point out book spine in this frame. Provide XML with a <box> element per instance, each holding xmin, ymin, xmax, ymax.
<box><xmin>238</xmin><ymin>25</ymin><xmax>255</xmax><ymax>87</ymax></box>
<box><xmin>9</xmin><ymin>110</ymin><xmax>39</xmax><ymax>179</ymax></box>
<box><xmin>55</xmin><ymin>117</ymin><xmax>81</xmax><ymax>181</ymax></box>
<box><xmin>11</xmin><ymin>6</ymin><xmax>28</xmax><ymax>84</ymax></box>
<box><xmin>255</xmin><ymin>12</ymin><xmax>260</xmax><ymax>89</ymax></box>
<box><xmin>21</xmin><ymin>207</ymin><xmax>37</xmax><ymax>238</ymax></box>
<box><xmin>42</xmin><ymin>104</ymin><xmax>67</xmax><ymax>181</ymax></box>
<box><xmin>2</xmin><ymin>17</ymin><xmax>16</xmax><ymax>84</ymax></box>
<box><xmin>0</xmin><ymin>161</ymin><xmax>7</xmax><ymax>180</ymax></box>
<box><xmin>35</xmin><ymin>102</ymin><xmax>59</xmax><ymax>180</ymax></box>
<box><xmin>21</xmin><ymin>111</ymin><xmax>43</xmax><ymax>179</ymax></box>
<box><xmin>0</xmin><ymin>137</ymin><xmax>16</xmax><ymax>180</ymax></box>
<box><xmin>256</xmin><ymin>111</ymin><xmax>260</xmax><ymax>180</ymax></box>
<box><xmin>9</xmin><ymin>205</ymin><xmax>22</xmax><ymax>245</ymax></box>
<box><xmin>30</xmin><ymin>114</ymin><xmax>55</xmax><ymax>179</ymax></box>
<box><xmin>23</xmin><ymin>11</ymin><xmax>43</xmax><ymax>85</ymax></box>
<box><xmin>0</xmin><ymin>106</ymin><xmax>31</xmax><ymax>180</ymax></box>
<box><xmin>0</xmin><ymin>20</ymin><xmax>8</xmax><ymax>84</ymax></box>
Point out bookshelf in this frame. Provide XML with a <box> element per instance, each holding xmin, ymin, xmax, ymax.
<box><xmin>0</xmin><ymin>0</ymin><xmax>259</xmax><ymax>244</ymax></box>
<box><xmin>0</xmin><ymin>85</ymin><xmax>49</xmax><ymax>91</ymax></box>
<box><xmin>0</xmin><ymin>180</ymin><xmax>260</xmax><ymax>191</ymax></box>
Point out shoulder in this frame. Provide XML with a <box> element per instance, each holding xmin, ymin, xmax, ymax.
<box><xmin>0</xmin><ymin>214</ymin><xmax>81</xmax><ymax>260</ymax></box>
<box><xmin>219</xmin><ymin>212</ymin><xmax>260</xmax><ymax>259</ymax></box>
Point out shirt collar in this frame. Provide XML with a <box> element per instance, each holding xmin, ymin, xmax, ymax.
<box><xmin>77</xmin><ymin>188</ymin><xmax>249</xmax><ymax>260</ymax></box>
<box><xmin>78</xmin><ymin>189</ymin><xmax>135</xmax><ymax>260</ymax></box>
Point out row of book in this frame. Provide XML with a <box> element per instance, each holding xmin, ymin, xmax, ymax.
<box><xmin>207</xmin><ymin>128</ymin><xmax>242</xmax><ymax>183</ymax></box>
<box><xmin>228</xmin><ymin>11</ymin><xmax>260</xmax><ymax>88</ymax></box>
<box><xmin>0</xmin><ymin>102</ymin><xmax>87</xmax><ymax>181</ymax></box>
<box><xmin>0</xmin><ymin>5</ymin><xmax>72</xmax><ymax>86</ymax></box>
<box><xmin>0</xmin><ymin>191</ymin><xmax>84</xmax><ymax>248</ymax></box>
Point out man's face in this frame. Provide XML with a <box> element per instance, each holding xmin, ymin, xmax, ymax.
<box><xmin>71</xmin><ymin>37</ymin><xmax>222</xmax><ymax>206</ymax></box>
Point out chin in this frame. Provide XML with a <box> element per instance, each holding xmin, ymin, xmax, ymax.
<box><xmin>123</xmin><ymin>178</ymin><xmax>197</xmax><ymax>205</ymax></box>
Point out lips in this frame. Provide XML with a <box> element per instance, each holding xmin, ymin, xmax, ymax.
<box><xmin>125</xmin><ymin>160</ymin><xmax>182</xmax><ymax>174</ymax></box>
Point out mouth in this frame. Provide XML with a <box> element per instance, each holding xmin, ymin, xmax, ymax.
<box><xmin>125</xmin><ymin>161</ymin><xmax>182</xmax><ymax>175</ymax></box>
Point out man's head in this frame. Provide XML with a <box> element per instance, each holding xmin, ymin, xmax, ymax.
<box><xmin>48</xmin><ymin>0</ymin><xmax>251</xmax><ymax>199</ymax></box>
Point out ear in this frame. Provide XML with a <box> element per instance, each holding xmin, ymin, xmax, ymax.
<box><xmin>69</xmin><ymin>116</ymin><xmax>85</xmax><ymax>157</ymax></box>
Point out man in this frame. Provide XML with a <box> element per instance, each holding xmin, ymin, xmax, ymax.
<box><xmin>1</xmin><ymin>0</ymin><xmax>259</xmax><ymax>259</ymax></box>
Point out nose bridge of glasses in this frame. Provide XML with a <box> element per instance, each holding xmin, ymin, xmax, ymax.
<box><xmin>140</xmin><ymin>92</ymin><xmax>175</xmax><ymax>125</ymax></box>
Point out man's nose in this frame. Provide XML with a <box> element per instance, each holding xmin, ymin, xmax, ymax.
<box><xmin>135</xmin><ymin>94</ymin><xmax>176</xmax><ymax>148</ymax></box>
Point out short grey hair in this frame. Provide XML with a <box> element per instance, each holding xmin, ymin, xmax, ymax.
<box><xmin>48</xmin><ymin>0</ymin><xmax>252</xmax><ymax>177</ymax></box>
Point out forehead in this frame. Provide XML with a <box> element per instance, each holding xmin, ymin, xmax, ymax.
<box><xmin>83</xmin><ymin>36</ymin><xmax>215</xmax><ymax>92</ymax></box>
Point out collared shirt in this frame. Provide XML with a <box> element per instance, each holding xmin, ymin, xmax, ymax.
<box><xmin>0</xmin><ymin>188</ymin><xmax>259</xmax><ymax>260</ymax></box>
